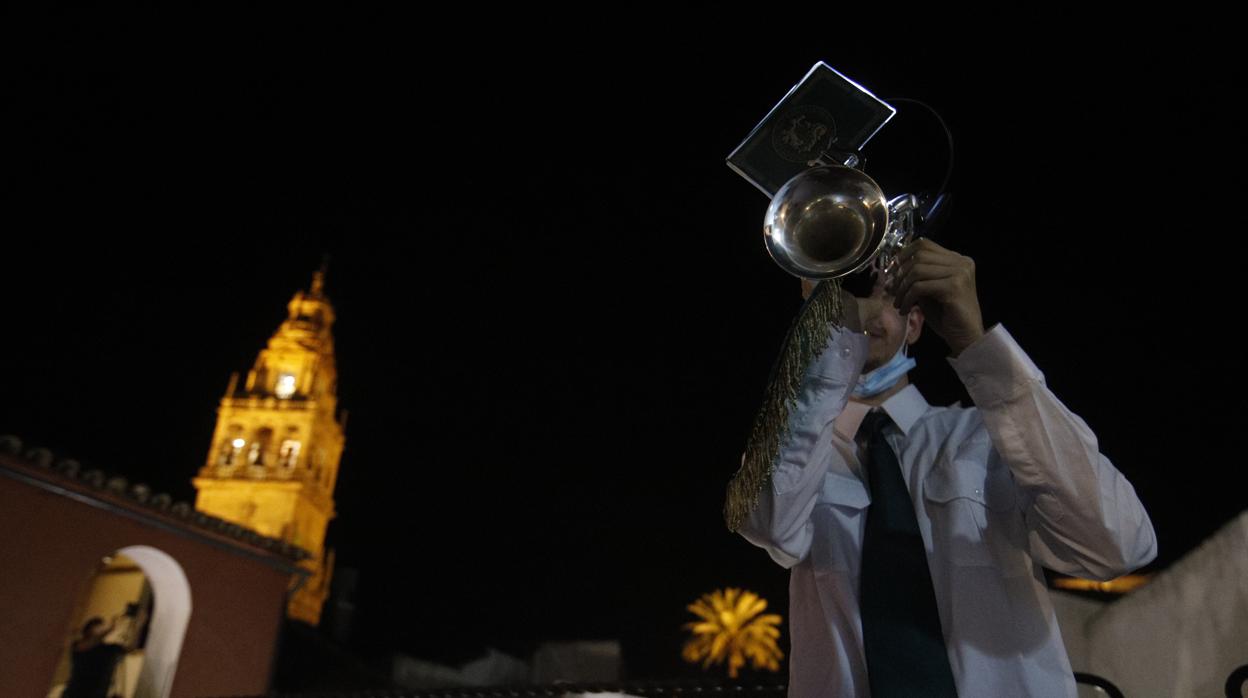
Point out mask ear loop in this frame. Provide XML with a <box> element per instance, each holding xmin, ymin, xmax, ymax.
<box><xmin>898</xmin><ymin>307</ymin><xmax>918</xmax><ymax>357</ymax></box>
<box><xmin>898</xmin><ymin>308</ymin><xmax>915</xmax><ymax>358</ymax></box>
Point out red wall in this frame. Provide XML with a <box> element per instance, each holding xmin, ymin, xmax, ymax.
<box><xmin>0</xmin><ymin>455</ymin><xmax>297</xmax><ymax>697</ymax></box>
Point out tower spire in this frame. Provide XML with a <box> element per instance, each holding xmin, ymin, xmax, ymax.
<box><xmin>310</xmin><ymin>255</ymin><xmax>330</xmax><ymax>299</ymax></box>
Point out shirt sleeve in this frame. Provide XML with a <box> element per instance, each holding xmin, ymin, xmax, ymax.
<box><xmin>737</xmin><ymin>327</ymin><xmax>868</xmax><ymax>568</ymax></box>
<box><xmin>949</xmin><ymin>324</ymin><xmax>1157</xmax><ymax>580</ymax></box>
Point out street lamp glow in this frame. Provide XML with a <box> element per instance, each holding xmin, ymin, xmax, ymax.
<box><xmin>683</xmin><ymin>587</ymin><xmax>783</xmax><ymax>678</ymax></box>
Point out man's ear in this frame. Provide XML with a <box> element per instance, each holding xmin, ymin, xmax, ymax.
<box><xmin>906</xmin><ymin>306</ymin><xmax>925</xmax><ymax>346</ymax></box>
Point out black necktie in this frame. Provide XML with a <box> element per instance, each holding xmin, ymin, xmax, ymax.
<box><xmin>858</xmin><ymin>410</ymin><xmax>958</xmax><ymax>696</ymax></box>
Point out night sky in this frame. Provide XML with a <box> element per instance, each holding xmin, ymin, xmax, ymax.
<box><xmin>6</xmin><ymin>17</ymin><xmax>1244</xmax><ymax>681</ymax></box>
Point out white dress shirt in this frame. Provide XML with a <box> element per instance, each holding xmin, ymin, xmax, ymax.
<box><xmin>738</xmin><ymin>324</ymin><xmax>1156</xmax><ymax>697</ymax></box>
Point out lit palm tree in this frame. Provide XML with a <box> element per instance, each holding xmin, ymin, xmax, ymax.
<box><xmin>682</xmin><ymin>587</ymin><xmax>783</xmax><ymax>678</ymax></box>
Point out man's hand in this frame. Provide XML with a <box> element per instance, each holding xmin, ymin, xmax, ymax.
<box><xmin>888</xmin><ymin>239</ymin><xmax>984</xmax><ymax>356</ymax></box>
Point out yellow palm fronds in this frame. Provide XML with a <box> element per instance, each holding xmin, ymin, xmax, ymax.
<box><xmin>682</xmin><ymin>587</ymin><xmax>783</xmax><ymax>678</ymax></box>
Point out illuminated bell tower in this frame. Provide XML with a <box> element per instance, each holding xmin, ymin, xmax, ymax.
<box><xmin>193</xmin><ymin>267</ymin><xmax>345</xmax><ymax>625</ymax></box>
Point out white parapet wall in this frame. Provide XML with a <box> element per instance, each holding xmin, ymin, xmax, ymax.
<box><xmin>1054</xmin><ymin>510</ymin><xmax>1248</xmax><ymax>697</ymax></box>
<box><xmin>1050</xmin><ymin>589</ymin><xmax>1107</xmax><ymax>672</ymax></box>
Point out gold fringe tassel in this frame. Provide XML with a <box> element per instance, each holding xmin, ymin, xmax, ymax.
<box><xmin>724</xmin><ymin>279</ymin><xmax>844</xmax><ymax>532</ymax></box>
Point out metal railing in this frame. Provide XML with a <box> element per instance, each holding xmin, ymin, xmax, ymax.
<box><xmin>224</xmin><ymin>679</ymin><xmax>787</xmax><ymax>698</ymax></box>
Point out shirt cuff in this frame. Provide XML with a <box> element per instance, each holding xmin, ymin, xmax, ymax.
<box><xmin>947</xmin><ymin>324</ymin><xmax>1045</xmax><ymax>406</ymax></box>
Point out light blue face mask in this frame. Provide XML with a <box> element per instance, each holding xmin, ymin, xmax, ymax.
<box><xmin>852</xmin><ymin>332</ymin><xmax>916</xmax><ymax>399</ymax></box>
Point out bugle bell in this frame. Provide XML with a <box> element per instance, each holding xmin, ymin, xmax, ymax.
<box><xmin>763</xmin><ymin>164</ymin><xmax>920</xmax><ymax>280</ymax></box>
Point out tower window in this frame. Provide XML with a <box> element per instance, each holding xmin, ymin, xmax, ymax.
<box><xmin>219</xmin><ymin>427</ymin><xmax>245</xmax><ymax>466</ymax></box>
<box><xmin>279</xmin><ymin>439</ymin><xmax>301</xmax><ymax>468</ymax></box>
<box><xmin>276</xmin><ymin>373</ymin><xmax>297</xmax><ymax>399</ymax></box>
<box><xmin>248</xmin><ymin>428</ymin><xmax>273</xmax><ymax>466</ymax></box>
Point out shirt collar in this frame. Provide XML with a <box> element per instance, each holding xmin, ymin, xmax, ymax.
<box><xmin>880</xmin><ymin>383</ymin><xmax>928</xmax><ymax>435</ymax></box>
<box><xmin>834</xmin><ymin>384</ymin><xmax>930</xmax><ymax>440</ymax></box>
